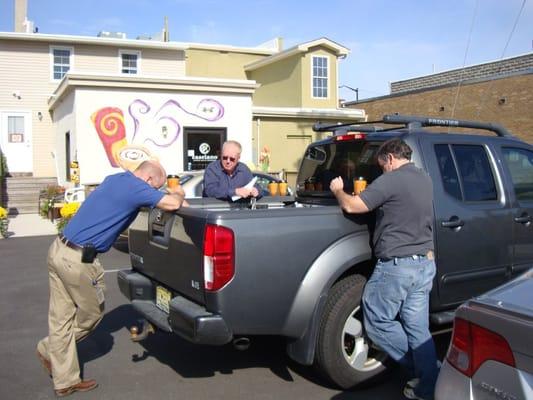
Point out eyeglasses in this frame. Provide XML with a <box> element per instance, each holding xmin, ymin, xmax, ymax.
<box><xmin>222</xmin><ymin>156</ymin><xmax>236</xmax><ymax>162</ymax></box>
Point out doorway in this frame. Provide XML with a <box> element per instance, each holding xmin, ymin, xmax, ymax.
<box><xmin>0</xmin><ymin>111</ymin><xmax>33</xmax><ymax>174</ymax></box>
<box><xmin>183</xmin><ymin>127</ymin><xmax>226</xmax><ymax>171</ymax></box>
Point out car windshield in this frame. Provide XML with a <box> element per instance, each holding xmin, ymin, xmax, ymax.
<box><xmin>297</xmin><ymin>139</ymin><xmax>383</xmax><ymax>197</ymax></box>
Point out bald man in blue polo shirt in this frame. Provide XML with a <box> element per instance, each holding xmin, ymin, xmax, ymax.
<box><xmin>36</xmin><ymin>160</ymin><xmax>186</xmax><ymax>397</ymax></box>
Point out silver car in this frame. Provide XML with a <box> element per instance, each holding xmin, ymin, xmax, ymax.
<box><xmin>178</xmin><ymin>170</ymin><xmax>293</xmax><ymax>198</ymax></box>
<box><xmin>435</xmin><ymin>268</ymin><xmax>533</xmax><ymax>400</ymax></box>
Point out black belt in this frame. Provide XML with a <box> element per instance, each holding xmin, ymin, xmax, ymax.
<box><xmin>379</xmin><ymin>254</ymin><xmax>427</xmax><ymax>262</ymax></box>
<box><xmin>58</xmin><ymin>234</ymin><xmax>83</xmax><ymax>252</ymax></box>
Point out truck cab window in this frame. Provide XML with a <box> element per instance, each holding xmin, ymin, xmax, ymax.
<box><xmin>454</xmin><ymin>145</ymin><xmax>497</xmax><ymax>202</ymax></box>
<box><xmin>435</xmin><ymin>144</ymin><xmax>497</xmax><ymax>202</ymax></box>
<box><xmin>435</xmin><ymin>144</ymin><xmax>461</xmax><ymax>200</ymax></box>
<box><xmin>502</xmin><ymin>147</ymin><xmax>533</xmax><ymax>201</ymax></box>
<box><xmin>298</xmin><ymin>141</ymin><xmax>382</xmax><ymax>196</ymax></box>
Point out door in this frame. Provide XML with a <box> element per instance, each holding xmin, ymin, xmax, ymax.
<box><xmin>183</xmin><ymin>127</ymin><xmax>226</xmax><ymax>171</ymax></box>
<box><xmin>0</xmin><ymin>112</ymin><xmax>33</xmax><ymax>173</ymax></box>
<box><xmin>499</xmin><ymin>146</ymin><xmax>533</xmax><ymax>277</ymax></box>
<box><xmin>421</xmin><ymin>139</ymin><xmax>514</xmax><ymax>307</ymax></box>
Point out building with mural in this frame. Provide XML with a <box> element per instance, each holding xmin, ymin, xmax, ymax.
<box><xmin>0</xmin><ymin>0</ymin><xmax>365</xmax><ymax>205</ymax></box>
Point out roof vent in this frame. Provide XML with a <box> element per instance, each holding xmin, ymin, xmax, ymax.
<box><xmin>97</xmin><ymin>31</ymin><xmax>127</xmax><ymax>39</ymax></box>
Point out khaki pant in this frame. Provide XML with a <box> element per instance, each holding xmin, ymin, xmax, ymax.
<box><xmin>37</xmin><ymin>238</ymin><xmax>105</xmax><ymax>390</ymax></box>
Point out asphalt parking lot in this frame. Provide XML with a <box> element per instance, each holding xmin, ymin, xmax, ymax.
<box><xmin>0</xmin><ymin>235</ymin><xmax>451</xmax><ymax>400</ymax></box>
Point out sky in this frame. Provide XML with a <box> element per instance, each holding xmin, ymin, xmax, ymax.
<box><xmin>1</xmin><ymin>0</ymin><xmax>532</xmax><ymax>100</ymax></box>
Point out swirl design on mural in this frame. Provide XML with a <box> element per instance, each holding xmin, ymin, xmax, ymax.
<box><xmin>91</xmin><ymin>107</ymin><xmax>128</xmax><ymax>167</ymax></box>
<box><xmin>128</xmin><ymin>98</ymin><xmax>225</xmax><ymax>148</ymax></box>
<box><xmin>128</xmin><ymin>99</ymin><xmax>150</xmax><ymax>142</ymax></box>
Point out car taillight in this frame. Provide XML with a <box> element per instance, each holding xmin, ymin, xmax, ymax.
<box><xmin>446</xmin><ymin>317</ymin><xmax>515</xmax><ymax>377</ymax></box>
<box><xmin>334</xmin><ymin>133</ymin><xmax>366</xmax><ymax>141</ymax></box>
<box><xmin>203</xmin><ymin>224</ymin><xmax>234</xmax><ymax>291</ymax></box>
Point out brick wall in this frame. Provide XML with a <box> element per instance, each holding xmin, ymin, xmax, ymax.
<box><xmin>348</xmin><ymin>73</ymin><xmax>533</xmax><ymax>143</ymax></box>
<box><xmin>391</xmin><ymin>53</ymin><xmax>533</xmax><ymax>94</ymax></box>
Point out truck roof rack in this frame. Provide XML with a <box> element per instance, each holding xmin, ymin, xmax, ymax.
<box><xmin>312</xmin><ymin>122</ymin><xmax>390</xmax><ymax>134</ymax></box>
<box><xmin>382</xmin><ymin>114</ymin><xmax>513</xmax><ymax>137</ymax></box>
<box><xmin>313</xmin><ymin>114</ymin><xmax>513</xmax><ymax>138</ymax></box>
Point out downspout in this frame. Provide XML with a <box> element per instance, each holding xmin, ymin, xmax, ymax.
<box><xmin>256</xmin><ymin>118</ymin><xmax>261</xmax><ymax>166</ymax></box>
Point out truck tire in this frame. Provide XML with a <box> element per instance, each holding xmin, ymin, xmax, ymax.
<box><xmin>315</xmin><ymin>274</ymin><xmax>389</xmax><ymax>389</ymax></box>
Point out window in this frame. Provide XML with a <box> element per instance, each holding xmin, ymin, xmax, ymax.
<box><xmin>434</xmin><ymin>144</ymin><xmax>497</xmax><ymax>202</ymax></box>
<box><xmin>119</xmin><ymin>50</ymin><xmax>140</xmax><ymax>74</ymax></box>
<box><xmin>435</xmin><ymin>144</ymin><xmax>461</xmax><ymax>200</ymax></box>
<box><xmin>7</xmin><ymin>116</ymin><xmax>24</xmax><ymax>143</ymax></box>
<box><xmin>502</xmin><ymin>147</ymin><xmax>533</xmax><ymax>201</ymax></box>
<box><xmin>312</xmin><ymin>56</ymin><xmax>328</xmax><ymax>98</ymax></box>
<box><xmin>50</xmin><ymin>47</ymin><xmax>72</xmax><ymax>80</ymax></box>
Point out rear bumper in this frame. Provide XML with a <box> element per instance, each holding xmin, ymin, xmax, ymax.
<box><xmin>118</xmin><ymin>269</ymin><xmax>232</xmax><ymax>345</ymax></box>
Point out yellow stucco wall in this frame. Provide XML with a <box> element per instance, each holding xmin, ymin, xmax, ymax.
<box><xmin>247</xmin><ymin>53</ymin><xmax>303</xmax><ymax>107</ymax></box>
<box><xmin>252</xmin><ymin>117</ymin><xmax>341</xmax><ymax>188</ymax></box>
<box><xmin>186</xmin><ymin>49</ymin><xmax>267</xmax><ymax>79</ymax></box>
<box><xmin>248</xmin><ymin>47</ymin><xmax>339</xmax><ymax>109</ymax></box>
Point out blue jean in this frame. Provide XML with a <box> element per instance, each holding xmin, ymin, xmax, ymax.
<box><xmin>362</xmin><ymin>255</ymin><xmax>439</xmax><ymax>399</ymax></box>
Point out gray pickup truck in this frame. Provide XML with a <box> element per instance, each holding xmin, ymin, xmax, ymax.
<box><xmin>118</xmin><ymin>115</ymin><xmax>533</xmax><ymax>389</ymax></box>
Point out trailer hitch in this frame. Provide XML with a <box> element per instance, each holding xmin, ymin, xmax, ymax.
<box><xmin>130</xmin><ymin>319</ymin><xmax>155</xmax><ymax>342</ymax></box>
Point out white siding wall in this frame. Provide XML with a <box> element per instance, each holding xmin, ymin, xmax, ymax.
<box><xmin>0</xmin><ymin>38</ymin><xmax>186</xmax><ymax>177</ymax></box>
<box><xmin>0</xmin><ymin>40</ymin><xmax>58</xmax><ymax>176</ymax></box>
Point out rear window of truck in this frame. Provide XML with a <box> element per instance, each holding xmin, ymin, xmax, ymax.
<box><xmin>297</xmin><ymin>139</ymin><xmax>383</xmax><ymax>196</ymax></box>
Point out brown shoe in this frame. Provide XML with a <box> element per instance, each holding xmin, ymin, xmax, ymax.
<box><xmin>55</xmin><ymin>379</ymin><xmax>98</xmax><ymax>397</ymax></box>
<box><xmin>36</xmin><ymin>350</ymin><xmax>52</xmax><ymax>378</ymax></box>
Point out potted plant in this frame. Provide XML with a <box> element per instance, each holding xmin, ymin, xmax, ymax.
<box><xmin>56</xmin><ymin>202</ymin><xmax>81</xmax><ymax>233</ymax></box>
<box><xmin>0</xmin><ymin>206</ymin><xmax>9</xmax><ymax>238</ymax></box>
<box><xmin>39</xmin><ymin>184</ymin><xmax>65</xmax><ymax>220</ymax></box>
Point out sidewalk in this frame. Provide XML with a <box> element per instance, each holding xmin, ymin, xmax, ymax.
<box><xmin>5</xmin><ymin>213</ymin><xmax>57</xmax><ymax>238</ymax></box>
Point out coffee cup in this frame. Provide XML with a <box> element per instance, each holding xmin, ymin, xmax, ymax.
<box><xmin>268</xmin><ymin>182</ymin><xmax>279</xmax><ymax>196</ymax></box>
<box><xmin>354</xmin><ymin>177</ymin><xmax>367</xmax><ymax>195</ymax></box>
<box><xmin>278</xmin><ymin>181</ymin><xmax>288</xmax><ymax>196</ymax></box>
<box><xmin>167</xmin><ymin>174</ymin><xmax>180</xmax><ymax>189</ymax></box>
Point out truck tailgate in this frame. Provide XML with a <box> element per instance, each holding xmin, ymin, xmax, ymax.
<box><xmin>128</xmin><ymin>207</ymin><xmax>206</xmax><ymax>305</ymax></box>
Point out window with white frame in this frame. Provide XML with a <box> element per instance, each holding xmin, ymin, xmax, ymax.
<box><xmin>119</xmin><ymin>50</ymin><xmax>140</xmax><ymax>74</ymax></box>
<box><xmin>51</xmin><ymin>47</ymin><xmax>72</xmax><ymax>80</ymax></box>
<box><xmin>312</xmin><ymin>56</ymin><xmax>328</xmax><ymax>98</ymax></box>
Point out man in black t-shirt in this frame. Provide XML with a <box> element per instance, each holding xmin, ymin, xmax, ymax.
<box><xmin>330</xmin><ymin>139</ymin><xmax>439</xmax><ymax>400</ymax></box>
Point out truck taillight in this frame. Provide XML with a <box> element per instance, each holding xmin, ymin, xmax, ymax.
<box><xmin>203</xmin><ymin>224</ymin><xmax>235</xmax><ymax>291</ymax></box>
<box><xmin>446</xmin><ymin>317</ymin><xmax>515</xmax><ymax>377</ymax></box>
<box><xmin>334</xmin><ymin>133</ymin><xmax>366</xmax><ymax>141</ymax></box>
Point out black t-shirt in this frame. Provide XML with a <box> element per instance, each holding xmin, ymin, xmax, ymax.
<box><xmin>359</xmin><ymin>163</ymin><xmax>434</xmax><ymax>259</ymax></box>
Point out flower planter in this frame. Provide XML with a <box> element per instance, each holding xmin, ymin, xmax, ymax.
<box><xmin>0</xmin><ymin>218</ymin><xmax>9</xmax><ymax>238</ymax></box>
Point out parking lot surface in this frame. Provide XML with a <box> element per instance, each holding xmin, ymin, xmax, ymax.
<box><xmin>0</xmin><ymin>236</ymin><xmax>450</xmax><ymax>400</ymax></box>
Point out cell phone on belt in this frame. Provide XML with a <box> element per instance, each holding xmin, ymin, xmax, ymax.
<box><xmin>82</xmin><ymin>243</ymin><xmax>97</xmax><ymax>263</ymax></box>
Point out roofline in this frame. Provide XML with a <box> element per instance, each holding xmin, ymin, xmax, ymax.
<box><xmin>244</xmin><ymin>37</ymin><xmax>350</xmax><ymax>71</ymax></box>
<box><xmin>48</xmin><ymin>73</ymin><xmax>259</xmax><ymax>110</ymax></box>
<box><xmin>342</xmin><ymin>68</ymin><xmax>533</xmax><ymax>106</ymax></box>
<box><xmin>252</xmin><ymin>106</ymin><xmax>365</xmax><ymax>120</ymax></box>
<box><xmin>0</xmin><ymin>31</ymin><xmax>276</xmax><ymax>54</ymax></box>
<box><xmin>392</xmin><ymin>51</ymin><xmax>533</xmax><ymax>85</ymax></box>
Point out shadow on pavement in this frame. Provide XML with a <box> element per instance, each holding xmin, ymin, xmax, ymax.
<box><xmin>98</xmin><ymin>307</ymin><xmax>335</xmax><ymax>387</ymax></box>
<box><xmin>77</xmin><ymin>304</ymin><xmax>137</xmax><ymax>374</ymax></box>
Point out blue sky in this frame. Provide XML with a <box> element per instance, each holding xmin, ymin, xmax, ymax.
<box><xmin>1</xmin><ymin>0</ymin><xmax>531</xmax><ymax>100</ymax></box>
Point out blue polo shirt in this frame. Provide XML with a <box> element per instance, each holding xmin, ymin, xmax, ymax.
<box><xmin>63</xmin><ymin>171</ymin><xmax>164</xmax><ymax>252</ymax></box>
<box><xmin>203</xmin><ymin>160</ymin><xmax>258</xmax><ymax>200</ymax></box>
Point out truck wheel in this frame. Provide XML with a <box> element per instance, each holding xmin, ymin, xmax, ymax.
<box><xmin>315</xmin><ymin>274</ymin><xmax>389</xmax><ymax>389</ymax></box>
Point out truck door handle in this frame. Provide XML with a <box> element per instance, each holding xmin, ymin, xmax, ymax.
<box><xmin>514</xmin><ymin>213</ymin><xmax>531</xmax><ymax>225</ymax></box>
<box><xmin>441</xmin><ymin>216</ymin><xmax>464</xmax><ymax>229</ymax></box>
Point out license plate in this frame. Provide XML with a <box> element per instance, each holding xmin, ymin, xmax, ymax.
<box><xmin>156</xmin><ymin>285</ymin><xmax>171</xmax><ymax>314</ymax></box>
